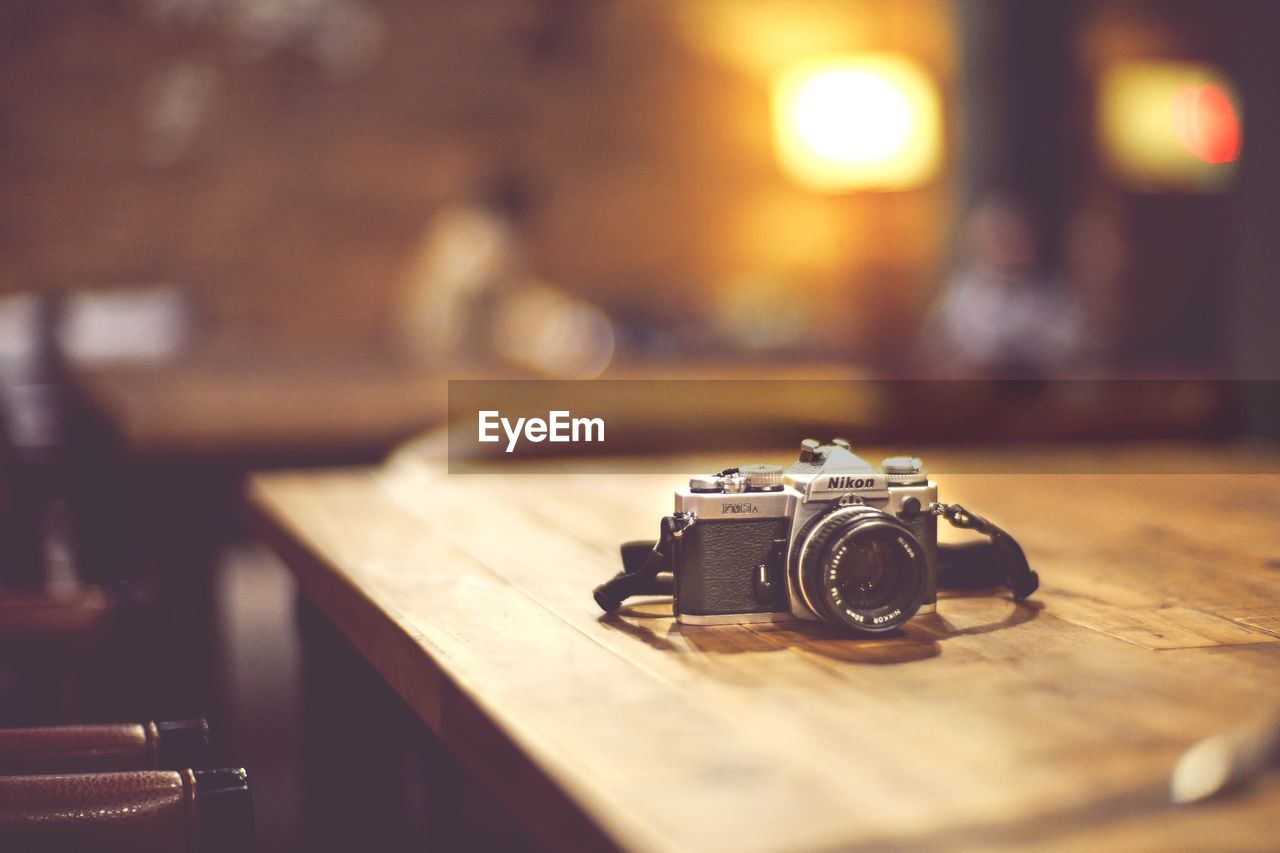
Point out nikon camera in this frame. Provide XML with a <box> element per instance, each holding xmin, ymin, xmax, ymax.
<box><xmin>670</xmin><ymin>439</ymin><xmax>937</xmax><ymax>633</ymax></box>
<box><xmin>594</xmin><ymin>438</ymin><xmax>1038</xmax><ymax>634</ymax></box>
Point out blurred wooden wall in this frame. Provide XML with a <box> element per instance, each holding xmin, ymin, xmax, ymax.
<box><xmin>0</xmin><ymin>0</ymin><xmax>952</xmax><ymax>360</ymax></box>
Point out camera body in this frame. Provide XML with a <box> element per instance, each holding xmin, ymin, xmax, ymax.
<box><xmin>672</xmin><ymin>440</ymin><xmax>938</xmax><ymax>633</ymax></box>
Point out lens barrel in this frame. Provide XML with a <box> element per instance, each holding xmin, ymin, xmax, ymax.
<box><xmin>793</xmin><ymin>506</ymin><xmax>928</xmax><ymax>634</ymax></box>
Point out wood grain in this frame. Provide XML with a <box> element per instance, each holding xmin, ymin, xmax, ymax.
<box><xmin>250</xmin><ymin>442</ymin><xmax>1280</xmax><ymax>851</ymax></box>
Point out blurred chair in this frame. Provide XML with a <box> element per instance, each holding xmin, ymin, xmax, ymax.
<box><xmin>0</xmin><ymin>293</ymin><xmax>68</xmax><ymax>590</ymax></box>
<box><xmin>0</xmin><ymin>583</ymin><xmax>159</xmax><ymax>725</ymax></box>
<box><xmin>0</xmin><ymin>585</ymin><xmax>115</xmax><ymax>653</ymax></box>
<box><xmin>0</xmin><ymin>767</ymin><xmax>253</xmax><ymax>853</ymax></box>
<box><xmin>0</xmin><ymin>719</ymin><xmax>209</xmax><ymax>775</ymax></box>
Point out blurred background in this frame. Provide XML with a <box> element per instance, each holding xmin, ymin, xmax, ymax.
<box><xmin>1</xmin><ymin>1</ymin><xmax>1279</xmax><ymax>849</ymax></box>
<box><xmin>3</xmin><ymin>0</ymin><xmax>1278</xmax><ymax>380</ymax></box>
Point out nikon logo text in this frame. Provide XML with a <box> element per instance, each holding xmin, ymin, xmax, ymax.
<box><xmin>827</xmin><ymin>477</ymin><xmax>876</xmax><ymax>490</ymax></box>
<box><xmin>478</xmin><ymin>410</ymin><xmax>605</xmax><ymax>453</ymax></box>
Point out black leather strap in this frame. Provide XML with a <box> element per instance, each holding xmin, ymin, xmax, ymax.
<box><xmin>594</xmin><ymin>503</ymin><xmax>1040</xmax><ymax>613</ymax></box>
<box><xmin>593</xmin><ymin>514</ymin><xmax>690</xmax><ymax>612</ymax></box>
<box><xmin>932</xmin><ymin>503</ymin><xmax>1039</xmax><ymax>599</ymax></box>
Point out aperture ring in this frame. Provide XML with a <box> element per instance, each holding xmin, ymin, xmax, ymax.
<box><xmin>792</xmin><ymin>505</ymin><xmax>927</xmax><ymax>633</ymax></box>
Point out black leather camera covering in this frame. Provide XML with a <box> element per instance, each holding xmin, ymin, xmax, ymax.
<box><xmin>674</xmin><ymin>518</ymin><xmax>790</xmax><ymax>616</ymax></box>
<box><xmin>898</xmin><ymin>508</ymin><xmax>939</xmax><ymax>602</ymax></box>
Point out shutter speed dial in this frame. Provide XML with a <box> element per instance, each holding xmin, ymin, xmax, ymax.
<box><xmin>739</xmin><ymin>464</ymin><xmax>785</xmax><ymax>491</ymax></box>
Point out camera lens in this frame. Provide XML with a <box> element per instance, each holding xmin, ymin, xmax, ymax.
<box><xmin>793</xmin><ymin>507</ymin><xmax>927</xmax><ymax>634</ymax></box>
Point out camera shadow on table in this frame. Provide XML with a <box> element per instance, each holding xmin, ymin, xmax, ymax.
<box><xmin>600</xmin><ymin>594</ymin><xmax>1043</xmax><ymax>665</ymax></box>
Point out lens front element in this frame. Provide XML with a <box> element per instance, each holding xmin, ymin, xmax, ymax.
<box><xmin>795</xmin><ymin>507</ymin><xmax>928</xmax><ymax>633</ymax></box>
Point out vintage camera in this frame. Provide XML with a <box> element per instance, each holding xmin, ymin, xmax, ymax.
<box><xmin>672</xmin><ymin>439</ymin><xmax>937</xmax><ymax>633</ymax></box>
<box><xmin>594</xmin><ymin>438</ymin><xmax>1038</xmax><ymax>635</ymax></box>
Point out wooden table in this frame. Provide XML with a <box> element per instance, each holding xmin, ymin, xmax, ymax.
<box><xmin>56</xmin><ymin>355</ymin><xmax>452</xmax><ymax>734</ymax></box>
<box><xmin>250</xmin><ymin>442</ymin><xmax>1280</xmax><ymax>851</ymax></box>
<box><xmin>70</xmin><ymin>358</ymin><xmax>1232</xmax><ymax>461</ymax></box>
<box><xmin>69</xmin><ymin>357</ymin><xmax>448</xmax><ymax>460</ymax></box>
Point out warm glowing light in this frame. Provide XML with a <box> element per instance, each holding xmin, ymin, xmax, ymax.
<box><xmin>1100</xmin><ymin>62</ymin><xmax>1243</xmax><ymax>192</ymax></box>
<box><xmin>1172</xmin><ymin>83</ymin><xmax>1242</xmax><ymax>164</ymax></box>
<box><xmin>773</xmin><ymin>55</ymin><xmax>941</xmax><ymax>192</ymax></box>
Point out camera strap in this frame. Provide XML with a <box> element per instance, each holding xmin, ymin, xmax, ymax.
<box><xmin>931</xmin><ymin>503</ymin><xmax>1039</xmax><ymax>599</ymax></box>
<box><xmin>593</xmin><ymin>504</ymin><xmax>1040</xmax><ymax>613</ymax></box>
<box><xmin>593</xmin><ymin>512</ymin><xmax>693</xmax><ymax>613</ymax></box>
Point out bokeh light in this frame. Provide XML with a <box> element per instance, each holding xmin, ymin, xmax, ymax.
<box><xmin>772</xmin><ymin>54</ymin><xmax>942</xmax><ymax>192</ymax></box>
<box><xmin>1099</xmin><ymin>62</ymin><xmax>1243</xmax><ymax>192</ymax></box>
<box><xmin>1172</xmin><ymin>82</ymin><xmax>1242</xmax><ymax>165</ymax></box>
